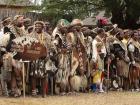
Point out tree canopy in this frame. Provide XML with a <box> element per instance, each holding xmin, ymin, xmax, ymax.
<box><xmin>103</xmin><ymin>0</ymin><xmax>140</xmax><ymax>29</ymax></box>
<box><xmin>41</xmin><ymin>0</ymin><xmax>104</xmax><ymax>24</ymax></box>
<box><xmin>39</xmin><ymin>0</ymin><xmax>140</xmax><ymax>29</ymax></box>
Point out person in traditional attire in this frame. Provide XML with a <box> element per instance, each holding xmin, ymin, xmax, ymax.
<box><xmin>105</xmin><ymin>25</ymin><xmax>119</xmax><ymax>90</ymax></box>
<box><xmin>6</xmin><ymin>15</ymin><xmax>27</xmax><ymax>51</ymax></box>
<box><xmin>122</xmin><ymin>29</ymin><xmax>132</xmax><ymax>46</ymax></box>
<box><xmin>91</xmin><ymin>42</ymin><xmax>104</xmax><ymax>92</ymax></box>
<box><xmin>105</xmin><ymin>24</ymin><xmax>118</xmax><ymax>54</ymax></box>
<box><xmin>0</xmin><ymin>17</ymin><xmax>12</xmax><ymax>58</ymax></box>
<box><xmin>91</xmin><ymin>28</ymin><xmax>106</xmax><ymax>93</ymax></box>
<box><xmin>4</xmin><ymin>15</ymin><xmax>27</xmax><ymax>97</ymax></box>
<box><xmin>52</xmin><ymin>19</ymin><xmax>71</xmax><ymax>95</ymax></box>
<box><xmin>82</xmin><ymin>28</ymin><xmax>97</xmax><ymax>90</ymax></box>
<box><xmin>0</xmin><ymin>17</ymin><xmax>12</xmax><ymax>34</ymax></box>
<box><xmin>67</xmin><ymin>19</ymin><xmax>88</xmax><ymax>93</ymax></box>
<box><xmin>30</xmin><ymin>21</ymin><xmax>53</xmax><ymax>97</ymax></box>
<box><xmin>70</xmin><ymin>19</ymin><xmax>87</xmax><ymax>76</ymax></box>
<box><xmin>121</xmin><ymin>29</ymin><xmax>132</xmax><ymax>90</ymax></box>
<box><xmin>128</xmin><ymin>30</ymin><xmax>140</xmax><ymax>91</ymax></box>
<box><xmin>0</xmin><ymin>17</ymin><xmax>11</xmax><ymax>96</ymax></box>
<box><xmin>113</xmin><ymin>29</ymin><xmax>130</xmax><ymax>90</ymax></box>
<box><xmin>45</xmin><ymin>22</ymin><xmax>53</xmax><ymax>35</ymax></box>
<box><xmin>23</xmin><ymin>18</ymin><xmax>31</xmax><ymax>32</ymax></box>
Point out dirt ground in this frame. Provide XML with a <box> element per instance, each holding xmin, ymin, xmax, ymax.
<box><xmin>0</xmin><ymin>92</ymin><xmax>140</xmax><ymax>105</ymax></box>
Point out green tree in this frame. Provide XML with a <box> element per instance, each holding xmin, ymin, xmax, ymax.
<box><xmin>41</xmin><ymin>0</ymin><xmax>104</xmax><ymax>24</ymax></box>
<box><xmin>40</xmin><ymin>0</ymin><xmax>140</xmax><ymax>28</ymax></box>
<box><xmin>103</xmin><ymin>0</ymin><xmax>140</xmax><ymax>29</ymax></box>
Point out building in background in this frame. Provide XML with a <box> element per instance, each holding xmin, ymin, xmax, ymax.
<box><xmin>0</xmin><ymin>0</ymin><xmax>44</xmax><ymax>28</ymax></box>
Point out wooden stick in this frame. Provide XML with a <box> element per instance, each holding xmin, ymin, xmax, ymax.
<box><xmin>20</xmin><ymin>60</ymin><xmax>30</xmax><ymax>98</ymax></box>
<box><xmin>22</xmin><ymin>62</ymin><xmax>25</xmax><ymax>98</ymax></box>
<box><xmin>51</xmin><ymin>76</ymin><xmax>53</xmax><ymax>95</ymax></box>
<box><xmin>107</xmin><ymin>58</ymin><xmax>110</xmax><ymax>92</ymax></box>
<box><xmin>26</xmin><ymin>62</ymin><xmax>29</xmax><ymax>83</ymax></box>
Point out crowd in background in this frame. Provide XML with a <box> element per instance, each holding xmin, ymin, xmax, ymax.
<box><xmin>0</xmin><ymin>15</ymin><xmax>140</xmax><ymax>98</ymax></box>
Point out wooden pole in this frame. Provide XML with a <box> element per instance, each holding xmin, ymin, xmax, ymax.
<box><xmin>22</xmin><ymin>62</ymin><xmax>25</xmax><ymax>98</ymax></box>
<box><xmin>51</xmin><ymin>76</ymin><xmax>53</xmax><ymax>95</ymax></box>
<box><xmin>20</xmin><ymin>60</ymin><xmax>30</xmax><ymax>98</ymax></box>
<box><xmin>107</xmin><ymin>58</ymin><xmax>110</xmax><ymax>92</ymax></box>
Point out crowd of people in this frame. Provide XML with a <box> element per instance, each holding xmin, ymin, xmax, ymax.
<box><xmin>0</xmin><ymin>15</ymin><xmax>140</xmax><ymax>98</ymax></box>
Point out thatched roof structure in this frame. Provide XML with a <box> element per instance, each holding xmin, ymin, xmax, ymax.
<box><xmin>82</xmin><ymin>17</ymin><xmax>97</xmax><ymax>26</ymax></box>
<box><xmin>0</xmin><ymin>0</ymin><xmax>33</xmax><ymax>7</ymax></box>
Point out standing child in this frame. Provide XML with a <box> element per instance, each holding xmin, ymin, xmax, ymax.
<box><xmin>91</xmin><ymin>42</ymin><xmax>105</xmax><ymax>93</ymax></box>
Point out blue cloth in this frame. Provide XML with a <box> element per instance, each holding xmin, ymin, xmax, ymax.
<box><xmin>90</xmin><ymin>84</ymin><xmax>97</xmax><ymax>92</ymax></box>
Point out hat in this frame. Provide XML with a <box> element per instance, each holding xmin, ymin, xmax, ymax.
<box><xmin>12</xmin><ymin>15</ymin><xmax>24</xmax><ymax>25</ymax></box>
<box><xmin>115</xmin><ymin>28</ymin><xmax>124</xmax><ymax>36</ymax></box>
<box><xmin>97</xmin><ymin>28</ymin><xmax>105</xmax><ymax>34</ymax></box>
<box><xmin>28</xmin><ymin>25</ymin><xmax>34</xmax><ymax>30</ymax></box>
<box><xmin>71</xmin><ymin>19</ymin><xmax>83</xmax><ymax>26</ymax></box>
<box><xmin>57</xmin><ymin>19</ymin><xmax>70</xmax><ymax>28</ymax></box>
<box><xmin>1</xmin><ymin>17</ymin><xmax>11</xmax><ymax>24</ymax></box>
<box><xmin>24</xmin><ymin>18</ymin><xmax>31</xmax><ymax>24</ymax></box>
<box><xmin>124</xmin><ymin>29</ymin><xmax>129</xmax><ymax>33</ymax></box>
<box><xmin>45</xmin><ymin>21</ymin><xmax>50</xmax><ymax>25</ymax></box>
<box><xmin>34</xmin><ymin>21</ymin><xmax>45</xmax><ymax>27</ymax></box>
<box><xmin>13</xmin><ymin>15</ymin><xmax>24</xmax><ymax>21</ymax></box>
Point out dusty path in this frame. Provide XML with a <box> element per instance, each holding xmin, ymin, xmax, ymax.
<box><xmin>0</xmin><ymin>92</ymin><xmax>140</xmax><ymax>105</ymax></box>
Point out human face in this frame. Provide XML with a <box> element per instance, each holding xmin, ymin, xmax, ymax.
<box><xmin>3</xmin><ymin>19</ymin><xmax>11</xmax><ymax>27</ymax></box>
<box><xmin>97</xmin><ymin>46</ymin><xmax>102</xmax><ymax>53</ymax></box>
<box><xmin>16</xmin><ymin>16</ymin><xmax>24</xmax><ymax>27</ymax></box>
<box><xmin>100</xmin><ymin>30</ymin><xmax>106</xmax><ymax>38</ymax></box>
<box><xmin>73</xmin><ymin>24</ymin><xmax>82</xmax><ymax>32</ymax></box>
<box><xmin>35</xmin><ymin>23</ymin><xmax>43</xmax><ymax>34</ymax></box>
<box><xmin>133</xmin><ymin>31</ymin><xmax>139</xmax><ymax>41</ymax></box>
<box><xmin>116</xmin><ymin>31</ymin><xmax>124</xmax><ymax>41</ymax></box>
<box><xmin>28</xmin><ymin>27</ymin><xmax>33</xmax><ymax>34</ymax></box>
<box><xmin>70</xmin><ymin>26</ymin><xmax>77</xmax><ymax>32</ymax></box>
<box><xmin>24</xmin><ymin>21</ymin><xmax>31</xmax><ymax>29</ymax></box>
<box><xmin>45</xmin><ymin>23</ymin><xmax>50</xmax><ymax>31</ymax></box>
<box><xmin>124</xmin><ymin>30</ymin><xmax>130</xmax><ymax>39</ymax></box>
<box><xmin>59</xmin><ymin>27</ymin><xmax>68</xmax><ymax>34</ymax></box>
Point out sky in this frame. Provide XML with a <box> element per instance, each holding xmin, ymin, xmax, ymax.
<box><xmin>31</xmin><ymin>0</ymin><xmax>42</xmax><ymax>5</ymax></box>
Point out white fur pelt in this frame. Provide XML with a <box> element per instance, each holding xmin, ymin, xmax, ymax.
<box><xmin>0</xmin><ymin>33</ymin><xmax>10</xmax><ymax>47</ymax></box>
<box><xmin>3</xmin><ymin>53</ymin><xmax>22</xmax><ymax>70</ymax></box>
<box><xmin>45</xmin><ymin>59</ymin><xmax>57</xmax><ymax>72</ymax></box>
<box><xmin>12</xmin><ymin>36</ymin><xmax>39</xmax><ymax>46</ymax></box>
<box><xmin>3</xmin><ymin>53</ymin><xmax>13</xmax><ymax>71</ymax></box>
<box><xmin>70</xmin><ymin>75</ymin><xmax>88</xmax><ymax>92</ymax></box>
